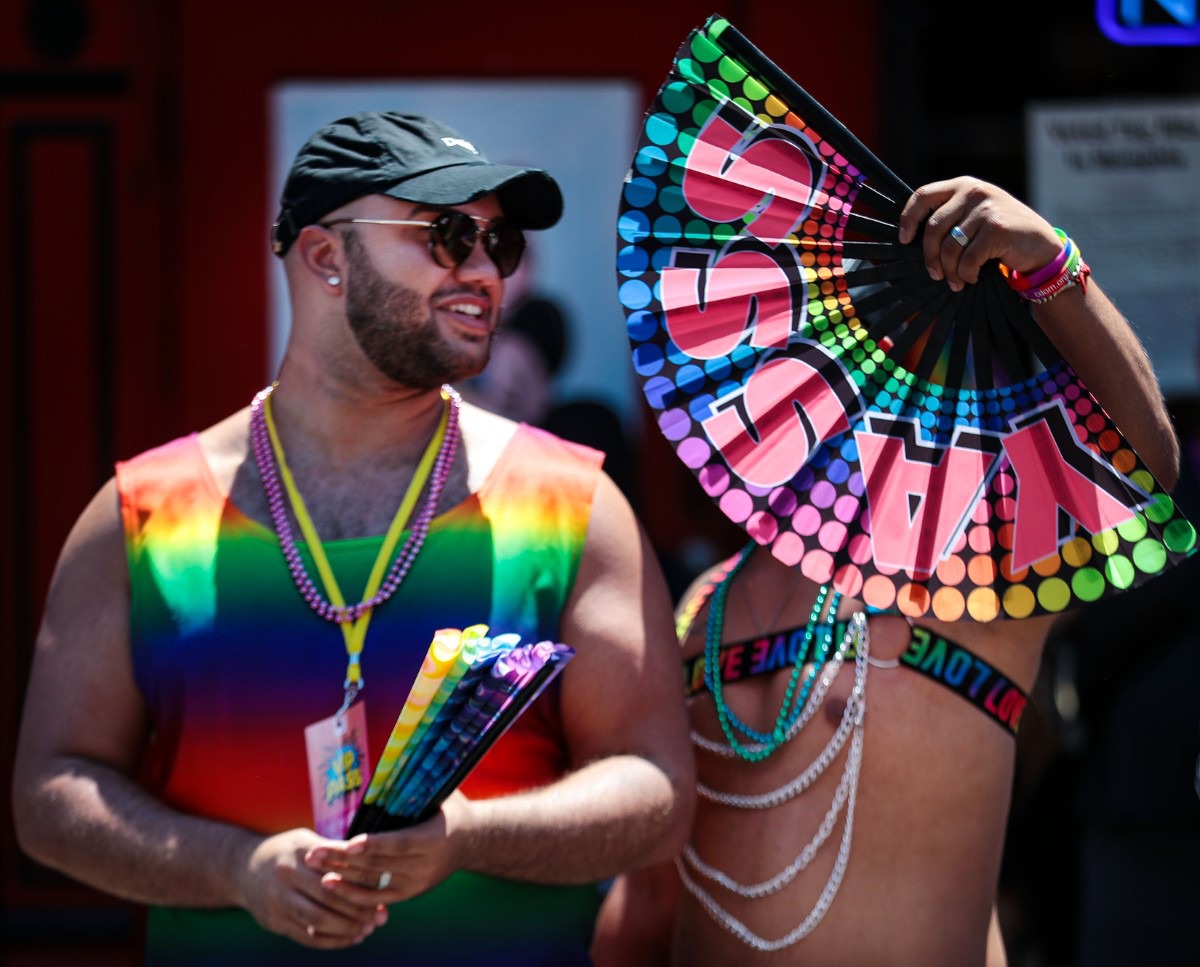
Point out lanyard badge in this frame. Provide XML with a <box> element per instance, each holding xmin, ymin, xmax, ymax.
<box><xmin>257</xmin><ymin>386</ymin><xmax>455</xmax><ymax>837</ymax></box>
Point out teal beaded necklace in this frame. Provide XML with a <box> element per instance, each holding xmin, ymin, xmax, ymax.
<box><xmin>704</xmin><ymin>543</ymin><xmax>841</xmax><ymax>763</ymax></box>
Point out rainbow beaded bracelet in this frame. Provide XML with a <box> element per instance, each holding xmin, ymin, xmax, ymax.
<box><xmin>1023</xmin><ymin>258</ymin><xmax>1091</xmax><ymax>304</ymax></box>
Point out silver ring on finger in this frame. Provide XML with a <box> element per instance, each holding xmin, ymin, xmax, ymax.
<box><xmin>949</xmin><ymin>225</ymin><xmax>970</xmax><ymax>248</ymax></box>
<box><xmin>377</xmin><ymin>870</ymin><xmax>392</xmax><ymax>890</ymax></box>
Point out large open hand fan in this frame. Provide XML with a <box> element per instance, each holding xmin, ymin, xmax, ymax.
<box><xmin>348</xmin><ymin>626</ymin><xmax>574</xmax><ymax>835</ymax></box>
<box><xmin>617</xmin><ymin>14</ymin><xmax>1196</xmax><ymax>622</ymax></box>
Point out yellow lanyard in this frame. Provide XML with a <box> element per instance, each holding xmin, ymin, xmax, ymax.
<box><xmin>262</xmin><ymin>388</ymin><xmax>449</xmax><ymax>700</ymax></box>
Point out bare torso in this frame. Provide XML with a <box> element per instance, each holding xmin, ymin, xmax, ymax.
<box><xmin>672</xmin><ymin>548</ymin><xmax>1053</xmax><ymax>966</ymax></box>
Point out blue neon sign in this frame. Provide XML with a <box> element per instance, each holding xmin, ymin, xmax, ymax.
<box><xmin>1097</xmin><ymin>0</ymin><xmax>1200</xmax><ymax>44</ymax></box>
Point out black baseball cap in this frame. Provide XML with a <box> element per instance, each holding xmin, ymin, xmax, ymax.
<box><xmin>271</xmin><ymin>112</ymin><xmax>563</xmax><ymax>256</ymax></box>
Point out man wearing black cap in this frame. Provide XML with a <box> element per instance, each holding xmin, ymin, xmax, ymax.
<box><xmin>14</xmin><ymin>112</ymin><xmax>695</xmax><ymax>964</ymax></box>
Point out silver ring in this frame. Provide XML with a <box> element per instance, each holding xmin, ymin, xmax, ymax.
<box><xmin>377</xmin><ymin>870</ymin><xmax>392</xmax><ymax>890</ymax></box>
<box><xmin>949</xmin><ymin>225</ymin><xmax>970</xmax><ymax>248</ymax></box>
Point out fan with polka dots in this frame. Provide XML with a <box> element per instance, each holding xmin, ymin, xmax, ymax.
<box><xmin>615</xmin><ymin>15</ymin><xmax>1196</xmax><ymax>622</ymax></box>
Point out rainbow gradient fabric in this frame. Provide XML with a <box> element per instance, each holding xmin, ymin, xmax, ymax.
<box><xmin>117</xmin><ymin>422</ymin><xmax>604</xmax><ymax>965</ymax></box>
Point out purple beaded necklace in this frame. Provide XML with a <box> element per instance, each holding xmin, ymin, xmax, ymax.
<box><xmin>249</xmin><ymin>383</ymin><xmax>461</xmax><ymax>623</ymax></box>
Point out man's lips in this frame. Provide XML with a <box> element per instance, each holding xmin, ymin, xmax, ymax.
<box><xmin>437</xmin><ymin>298</ymin><xmax>494</xmax><ymax>336</ymax></box>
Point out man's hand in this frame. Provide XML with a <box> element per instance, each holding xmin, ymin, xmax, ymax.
<box><xmin>239</xmin><ymin>828</ymin><xmax>388</xmax><ymax>949</ymax></box>
<box><xmin>897</xmin><ymin>175</ymin><xmax>1179</xmax><ymax>490</ymax></box>
<box><xmin>898</xmin><ymin>177</ymin><xmax>1062</xmax><ymax>291</ymax></box>
<box><xmin>302</xmin><ymin>792</ymin><xmax>466</xmax><ymax>905</ymax></box>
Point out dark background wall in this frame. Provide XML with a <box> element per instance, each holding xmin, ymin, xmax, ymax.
<box><xmin>3</xmin><ymin>1</ymin><xmax>1197</xmax><ymax>963</ymax></box>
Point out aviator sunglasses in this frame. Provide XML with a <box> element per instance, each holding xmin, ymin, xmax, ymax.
<box><xmin>319</xmin><ymin>211</ymin><xmax>526</xmax><ymax>278</ymax></box>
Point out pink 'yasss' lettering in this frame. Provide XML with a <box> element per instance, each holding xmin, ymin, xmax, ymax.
<box><xmin>661</xmin><ymin>103</ymin><xmax>1150</xmax><ymax>574</ymax></box>
<box><xmin>662</xmin><ymin>100</ymin><xmax>826</xmax><ymax>359</ymax></box>
<box><xmin>855</xmin><ymin>416</ymin><xmax>1002</xmax><ymax>577</ymax></box>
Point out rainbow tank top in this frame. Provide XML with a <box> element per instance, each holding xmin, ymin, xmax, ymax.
<box><xmin>117</xmin><ymin>422</ymin><xmax>604</xmax><ymax>965</ymax></box>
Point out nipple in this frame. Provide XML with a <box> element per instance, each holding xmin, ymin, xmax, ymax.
<box><xmin>824</xmin><ymin>694</ymin><xmax>847</xmax><ymax>725</ymax></box>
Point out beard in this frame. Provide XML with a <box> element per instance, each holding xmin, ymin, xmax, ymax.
<box><xmin>342</xmin><ymin>231</ymin><xmax>490</xmax><ymax>389</ymax></box>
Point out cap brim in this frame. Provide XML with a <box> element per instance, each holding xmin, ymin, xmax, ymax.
<box><xmin>382</xmin><ymin>163</ymin><xmax>563</xmax><ymax>230</ymax></box>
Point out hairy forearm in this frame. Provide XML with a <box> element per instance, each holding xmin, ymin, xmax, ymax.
<box><xmin>1034</xmin><ymin>280</ymin><xmax>1180</xmax><ymax>488</ymax></box>
<box><xmin>15</xmin><ymin>756</ymin><xmax>258</xmax><ymax>907</ymax></box>
<box><xmin>451</xmin><ymin>754</ymin><xmax>690</xmax><ymax>884</ymax></box>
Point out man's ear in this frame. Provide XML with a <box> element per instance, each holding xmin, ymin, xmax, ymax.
<box><xmin>293</xmin><ymin>224</ymin><xmax>344</xmax><ymax>289</ymax></box>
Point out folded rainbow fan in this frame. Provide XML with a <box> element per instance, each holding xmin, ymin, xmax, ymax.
<box><xmin>616</xmin><ymin>14</ymin><xmax>1196</xmax><ymax>622</ymax></box>
<box><xmin>348</xmin><ymin>625</ymin><xmax>573</xmax><ymax>835</ymax></box>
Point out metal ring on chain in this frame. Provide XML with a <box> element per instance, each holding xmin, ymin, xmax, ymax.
<box><xmin>949</xmin><ymin>225</ymin><xmax>970</xmax><ymax>248</ymax></box>
<box><xmin>377</xmin><ymin>870</ymin><xmax>393</xmax><ymax>890</ymax></box>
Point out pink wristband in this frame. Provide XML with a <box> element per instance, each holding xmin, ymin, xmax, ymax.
<box><xmin>1009</xmin><ymin>238</ymin><xmax>1072</xmax><ymax>291</ymax></box>
<box><xmin>1005</xmin><ymin>229</ymin><xmax>1072</xmax><ymax>292</ymax></box>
